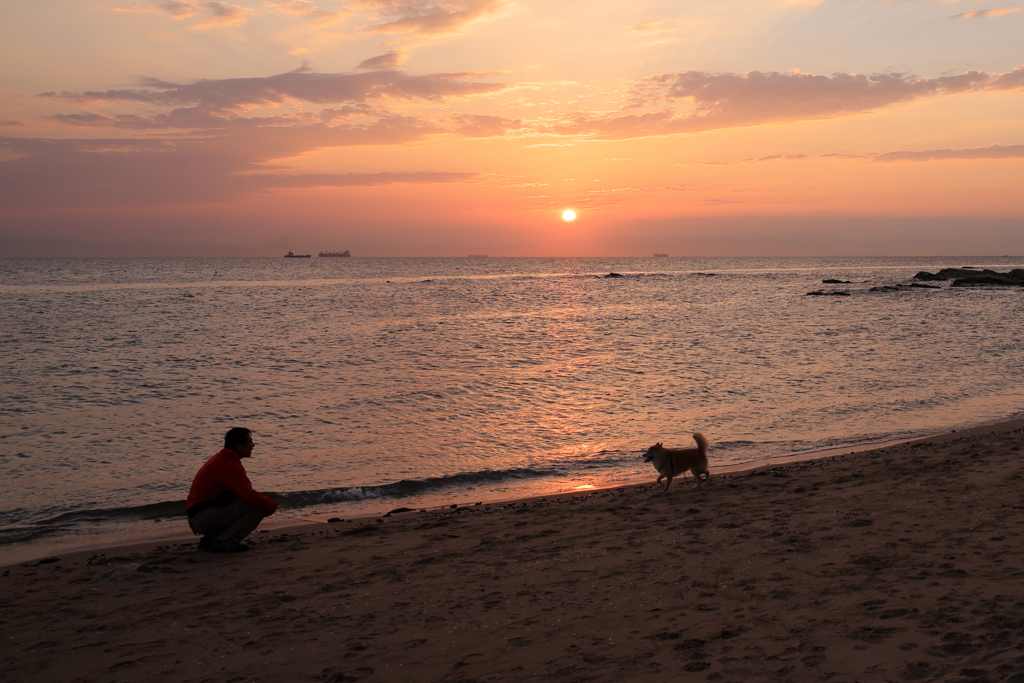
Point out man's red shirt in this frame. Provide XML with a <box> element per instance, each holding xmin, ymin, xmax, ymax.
<box><xmin>186</xmin><ymin>448</ymin><xmax>278</xmax><ymax>514</ymax></box>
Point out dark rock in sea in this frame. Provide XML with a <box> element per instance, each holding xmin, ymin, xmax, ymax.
<box><xmin>605</xmin><ymin>272</ymin><xmax>624</xmax><ymax>278</ymax></box>
<box><xmin>870</xmin><ymin>285</ymin><xmax>899</xmax><ymax>292</ymax></box>
<box><xmin>915</xmin><ymin>268</ymin><xmax>1024</xmax><ymax>286</ymax></box>
<box><xmin>952</xmin><ymin>272</ymin><xmax>1024</xmax><ymax>287</ymax></box>
<box><xmin>909</xmin><ymin>283</ymin><xmax>940</xmax><ymax>289</ymax></box>
<box><xmin>822</xmin><ymin>279</ymin><xmax>852</xmax><ymax>284</ymax></box>
<box><xmin>806</xmin><ymin>290</ymin><xmax>850</xmax><ymax>296</ymax></box>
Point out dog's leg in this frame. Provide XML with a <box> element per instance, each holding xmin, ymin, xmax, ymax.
<box><xmin>656</xmin><ymin>474</ymin><xmax>666</xmax><ymax>490</ymax></box>
<box><xmin>664</xmin><ymin>474</ymin><xmax>673</xmax><ymax>491</ymax></box>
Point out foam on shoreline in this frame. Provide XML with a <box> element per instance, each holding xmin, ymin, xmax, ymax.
<box><xmin>6</xmin><ymin>417</ymin><xmax>1023</xmax><ymax>568</ymax></box>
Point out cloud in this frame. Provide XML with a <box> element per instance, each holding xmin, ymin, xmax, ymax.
<box><xmin>118</xmin><ymin>1</ymin><xmax>249</xmax><ymax>28</ymax></box>
<box><xmin>51</xmin><ymin>113</ymin><xmax>118</xmax><ymax>127</ymax></box>
<box><xmin>46</xmin><ymin>66</ymin><xmax>508</xmax><ymax>110</ymax></box>
<box><xmin>0</xmin><ymin>132</ymin><xmax>475</xmax><ymax>209</ymax></box>
<box><xmin>51</xmin><ymin>103</ymin><xmax>387</xmax><ymax>130</ymax></box>
<box><xmin>952</xmin><ymin>7</ymin><xmax>1020</xmax><ymax>18</ymax></box>
<box><xmin>628</xmin><ymin>20</ymin><xmax>674</xmax><ymax>34</ymax></box>
<box><xmin>5</xmin><ymin>71</ymin><xmax>521</xmax><ymax>209</ymax></box>
<box><xmin>586</xmin><ymin>184</ymin><xmax>686</xmax><ymax>194</ymax></box>
<box><xmin>990</xmin><ymin>66</ymin><xmax>1024</xmax><ymax>90</ymax></box>
<box><xmin>0</xmin><ymin>120</ymin><xmax>25</xmax><ymax>127</ymax></box>
<box><xmin>50</xmin><ymin>104</ymin><xmax>521</xmax><ymax>142</ymax></box>
<box><xmin>872</xmin><ymin>143</ymin><xmax>1024</xmax><ymax>162</ymax></box>
<box><xmin>356</xmin><ymin>0</ymin><xmax>501</xmax><ymax>36</ymax></box>
<box><xmin>266</xmin><ymin>0</ymin><xmax>346</xmax><ymax>25</ymax></box>
<box><xmin>757</xmin><ymin>153</ymin><xmax>807</xmax><ymax>161</ymax></box>
<box><xmin>357</xmin><ymin>51</ymin><xmax>405</xmax><ymax>70</ymax></box>
<box><xmin>633</xmin><ymin>68</ymin><xmax>990</xmax><ymax>113</ymax></box>
<box><xmin>449</xmin><ymin>114</ymin><xmax>521</xmax><ymax>137</ymax></box>
<box><xmin>546</xmin><ymin>67</ymin><xmax>1021</xmax><ymax>140</ymax></box>
<box><xmin>707</xmin><ymin>144</ymin><xmax>1024</xmax><ymax>165</ymax></box>
<box><xmin>246</xmin><ymin>170</ymin><xmax>475</xmax><ymax>188</ymax></box>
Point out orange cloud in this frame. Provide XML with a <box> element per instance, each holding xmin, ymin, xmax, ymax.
<box><xmin>990</xmin><ymin>66</ymin><xmax>1024</xmax><ymax>90</ymax></box>
<box><xmin>709</xmin><ymin>144</ymin><xmax>1024</xmax><ymax>164</ymax></box>
<box><xmin>356</xmin><ymin>51</ymin><xmax>405</xmax><ymax>70</ymax></box>
<box><xmin>51</xmin><ymin>103</ymin><xmax>386</xmax><ymax>129</ymax></box>
<box><xmin>872</xmin><ymin>144</ymin><xmax>1024</xmax><ymax>162</ymax></box>
<box><xmin>266</xmin><ymin>0</ymin><xmax>347</xmax><ymax>25</ymax></box>
<box><xmin>952</xmin><ymin>7</ymin><xmax>1020</xmax><ymax>18</ymax></box>
<box><xmin>251</xmin><ymin>170</ymin><xmax>476</xmax><ymax>187</ymax></box>
<box><xmin>450</xmin><ymin>114</ymin><xmax>521</xmax><ymax>137</ymax></box>
<box><xmin>544</xmin><ymin>67</ymin><xmax>1020</xmax><ymax>140</ymax></box>
<box><xmin>0</xmin><ymin>132</ymin><xmax>475</xmax><ymax>209</ymax></box>
<box><xmin>356</xmin><ymin>0</ymin><xmax>501</xmax><ymax>36</ymax></box>
<box><xmin>45</xmin><ymin>65</ymin><xmax>509</xmax><ymax>110</ymax></box>
<box><xmin>121</xmin><ymin>1</ymin><xmax>249</xmax><ymax>28</ymax></box>
<box><xmin>628</xmin><ymin>20</ymin><xmax>674</xmax><ymax>34</ymax></box>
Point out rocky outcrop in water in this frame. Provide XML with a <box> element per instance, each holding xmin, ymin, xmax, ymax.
<box><xmin>870</xmin><ymin>283</ymin><xmax>941</xmax><ymax>292</ymax></box>
<box><xmin>914</xmin><ymin>268</ymin><xmax>1024</xmax><ymax>287</ymax></box>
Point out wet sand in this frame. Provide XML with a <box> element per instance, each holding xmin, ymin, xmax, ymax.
<box><xmin>3</xmin><ymin>421</ymin><xmax>1024</xmax><ymax>682</ymax></box>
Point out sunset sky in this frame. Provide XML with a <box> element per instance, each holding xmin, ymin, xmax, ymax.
<box><xmin>1</xmin><ymin>0</ymin><xmax>1021</xmax><ymax>256</ymax></box>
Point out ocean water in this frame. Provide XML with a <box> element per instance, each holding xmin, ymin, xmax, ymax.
<box><xmin>2</xmin><ymin>256</ymin><xmax>1023</xmax><ymax>562</ymax></box>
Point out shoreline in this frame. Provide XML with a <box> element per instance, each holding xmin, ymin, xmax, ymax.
<box><xmin>7</xmin><ymin>416</ymin><xmax>1023</xmax><ymax>569</ymax></box>
<box><xmin>4</xmin><ymin>415</ymin><xmax>1024</xmax><ymax>681</ymax></box>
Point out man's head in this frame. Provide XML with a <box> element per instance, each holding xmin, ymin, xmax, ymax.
<box><xmin>224</xmin><ymin>427</ymin><xmax>255</xmax><ymax>458</ymax></box>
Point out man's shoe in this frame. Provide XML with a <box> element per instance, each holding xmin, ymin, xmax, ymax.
<box><xmin>197</xmin><ymin>537</ymin><xmax>214</xmax><ymax>551</ymax></box>
<box><xmin>211</xmin><ymin>540</ymin><xmax>249</xmax><ymax>553</ymax></box>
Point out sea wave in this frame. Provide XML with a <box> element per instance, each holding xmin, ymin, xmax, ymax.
<box><xmin>0</xmin><ymin>465</ymin><xmax>559</xmax><ymax>545</ymax></box>
<box><xmin>285</xmin><ymin>466</ymin><xmax>553</xmax><ymax>506</ymax></box>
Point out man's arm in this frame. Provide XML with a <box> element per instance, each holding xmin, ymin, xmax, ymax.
<box><xmin>221</xmin><ymin>460</ymin><xmax>279</xmax><ymax>514</ymax></box>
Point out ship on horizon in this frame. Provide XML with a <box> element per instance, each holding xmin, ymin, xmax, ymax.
<box><xmin>284</xmin><ymin>251</ymin><xmax>311</xmax><ymax>258</ymax></box>
<box><xmin>319</xmin><ymin>250</ymin><xmax>351</xmax><ymax>257</ymax></box>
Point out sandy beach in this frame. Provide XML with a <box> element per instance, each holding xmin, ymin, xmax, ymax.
<box><xmin>4</xmin><ymin>421</ymin><xmax>1024</xmax><ymax>683</ymax></box>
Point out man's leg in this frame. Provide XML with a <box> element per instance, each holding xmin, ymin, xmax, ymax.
<box><xmin>214</xmin><ymin>499</ymin><xmax>270</xmax><ymax>542</ymax></box>
<box><xmin>189</xmin><ymin>499</ymin><xmax>270</xmax><ymax>546</ymax></box>
<box><xmin>188</xmin><ymin>508</ymin><xmax>220</xmax><ymax>548</ymax></box>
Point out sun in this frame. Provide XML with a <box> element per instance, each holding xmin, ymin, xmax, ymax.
<box><xmin>562</xmin><ymin>209</ymin><xmax>577</xmax><ymax>221</ymax></box>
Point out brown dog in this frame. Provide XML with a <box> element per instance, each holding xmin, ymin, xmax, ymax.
<box><xmin>643</xmin><ymin>433</ymin><xmax>710</xmax><ymax>490</ymax></box>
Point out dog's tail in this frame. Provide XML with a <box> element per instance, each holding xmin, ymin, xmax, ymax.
<box><xmin>692</xmin><ymin>432</ymin><xmax>708</xmax><ymax>455</ymax></box>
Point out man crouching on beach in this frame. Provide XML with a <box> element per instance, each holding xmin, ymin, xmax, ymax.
<box><xmin>186</xmin><ymin>427</ymin><xmax>278</xmax><ymax>553</ymax></box>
